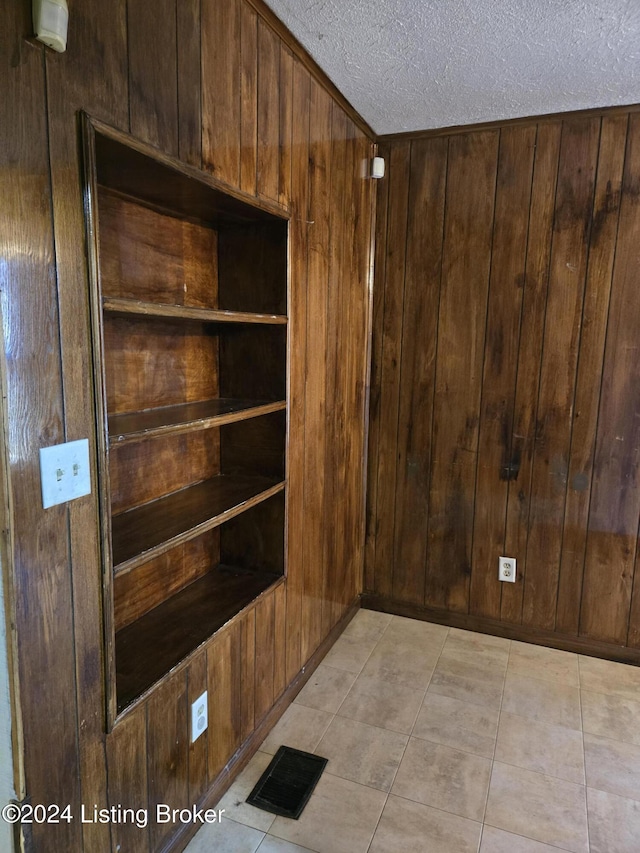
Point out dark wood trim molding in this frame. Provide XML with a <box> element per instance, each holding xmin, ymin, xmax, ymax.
<box><xmin>162</xmin><ymin>597</ymin><xmax>361</xmax><ymax>853</ymax></box>
<box><xmin>378</xmin><ymin>102</ymin><xmax>640</xmax><ymax>143</ymax></box>
<box><xmin>361</xmin><ymin>594</ymin><xmax>640</xmax><ymax>667</ymax></box>
<box><xmin>245</xmin><ymin>0</ymin><xmax>376</xmax><ymax>141</ymax></box>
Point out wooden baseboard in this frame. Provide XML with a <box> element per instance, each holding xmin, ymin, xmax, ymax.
<box><xmin>361</xmin><ymin>594</ymin><xmax>640</xmax><ymax>666</ymax></box>
<box><xmin>162</xmin><ymin>598</ymin><xmax>360</xmax><ymax>853</ymax></box>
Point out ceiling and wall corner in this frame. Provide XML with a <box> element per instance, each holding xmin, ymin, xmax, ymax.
<box><xmin>263</xmin><ymin>0</ymin><xmax>640</xmax><ymax>134</ymax></box>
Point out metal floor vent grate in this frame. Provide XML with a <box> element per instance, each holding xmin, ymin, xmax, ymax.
<box><xmin>246</xmin><ymin>745</ymin><xmax>328</xmax><ymax>819</ymax></box>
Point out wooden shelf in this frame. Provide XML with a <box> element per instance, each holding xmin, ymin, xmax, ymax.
<box><xmin>112</xmin><ymin>475</ymin><xmax>285</xmax><ymax>574</ymax></box>
<box><xmin>103</xmin><ymin>296</ymin><xmax>287</xmax><ymax>325</ymax></box>
<box><xmin>115</xmin><ymin>567</ymin><xmax>281</xmax><ymax>710</ymax></box>
<box><xmin>109</xmin><ymin>398</ymin><xmax>286</xmax><ymax>445</ymax></box>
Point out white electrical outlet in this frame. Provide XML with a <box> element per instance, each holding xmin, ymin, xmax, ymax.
<box><xmin>40</xmin><ymin>439</ymin><xmax>91</xmax><ymax>509</ymax></box>
<box><xmin>499</xmin><ymin>556</ymin><xmax>516</xmax><ymax>583</ymax></box>
<box><xmin>191</xmin><ymin>690</ymin><xmax>208</xmax><ymax>743</ymax></box>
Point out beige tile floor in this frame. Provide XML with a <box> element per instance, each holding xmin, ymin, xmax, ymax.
<box><xmin>185</xmin><ymin>610</ymin><xmax>640</xmax><ymax>853</ymax></box>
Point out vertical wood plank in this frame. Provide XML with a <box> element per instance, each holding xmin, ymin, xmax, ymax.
<box><xmin>337</xmin><ymin>124</ymin><xmax>362</xmax><ymax>619</ymax></box>
<box><xmin>556</xmin><ymin>115</ymin><xmax>627</xmax><ymax>633</ymax></box>
<box><xmin>284</xmin><ymin>60</ymin><xmax>310</xmax><ymax>684</ymax></box>
<box><xmin>188</xmin><ymin>652</ymin><xmax>209</xmax><ymax>804</ymax></box>
<box><xmin>273</xmin><ymin>582</ymin><xmax>287</xmax><ymax>698</ymax></box>
<box><xmin>128</xmin><ymin>0</ymin><xmax>179</xmax><ymax>155</ymax></box>
<box><xmin>106</xmin><ymin>706</ymin><xmax>149</xmax><ymax>853</ymax></box>
<box><xmin>279</xmin><ymin>46</ymin><xmax>294</xmax><ymax>208</ymax></box>
<box><xmin>177</xmin><ymin>0</ymin><xmax>202</xmax><ymax>167</ymax></box>
<box><xmin>323</xmin><ymin>102</ymin><xmax>347</xmax><ymax>635</ymax></box>
<box><xmin>1</xmin><ymin>8</ymin><xmax>82</xmax><ymax>851</ymax></box>
<box><xmin>364</xmin><ymin>143</ymin><xmax>391</xmax><ymax>593</ymax></box>
<box><xmin>202</xmin><ymin>0</ymin><xmax>240</xmax><ymax>184</ymax></box>
<box><xmin>425</xmin><ymin>130</ymin><xmax>499</xmax><ymax>612</ymax></box>
<box><xmin>469</xmin><ymin>125</ymin><xmax>536</xmax><ymax>619</ymax></box>
<box><xmin>392</xmin><ymin>137</ymin><xmax>447</xmax><ymax>605</ymax></box>
<box><xmin>257</xmin><ymin>18</ymin><xmax>280</xmax><ymax>201</ymax></box>
<box><xmin>45</xmin><ymin>4</ymin><xmax>128</xmax><ymax>846</ymax></box>
<box><xmin>344</xmin><ymin>127</ymin><xmax>374</xmax><ymax>612</ymax></box>
<box><xmin>207</xmin><ymin>626</ymin><xmax>240</xmax><ymax>780</ymax></box>
<box><xmin>255</xmin><ymin>593</ymin><xmax>275</xmax><ymax>721</ymax></box>
<box><xmin>240</xmin><ymin>1</ymin><xmax>258</xmax><ymax>195</ymax></box>
<box><xmin>147</xmin><ymin>672</ymin><xmax>189</xmax><ymax>851</ymax></box>
<box><xmin>240</xmin><ymin>609</ymin><xmax>256</xmax><ymax>742</ymax></box>
<box><xmin>523</xmin><ymin>117</ymin><xmax>600</xmax><ymax>629</ymax></box>
<box><xmin>581</xmin><ymin>113</ymin><xmax>640</xmax><ymax>643</ymax></box>
<box><xmin>502</xmin><ymin>122</ymin><xmax>562</xmax><ymax>624</ymax></box>
<box><xmin>301</xmin><ymin>80</ymin><xmax>332</xmax><ymax>663</ymax></box>
<box><xmin>373</xmin><ymin>142</ymin><xmax>411</xmax><ymax>600</ymax></box>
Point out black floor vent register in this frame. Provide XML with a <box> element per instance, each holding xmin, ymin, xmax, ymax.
<box><xmin>246</xmin><ymin>746</ymin><xmax>328</xmax><ymax>819</ymax></box>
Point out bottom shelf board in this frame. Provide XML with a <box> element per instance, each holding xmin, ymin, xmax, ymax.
<box><xmin>115</xmin><ymin>565</ymin><xmax>280</xmax><ymax>711</ymax></box>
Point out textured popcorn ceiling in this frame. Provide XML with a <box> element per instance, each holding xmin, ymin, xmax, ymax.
<box><xmin>264</xmin><ymin>0</ymin><xmax>640</xmax><ymax>134</ymax></box>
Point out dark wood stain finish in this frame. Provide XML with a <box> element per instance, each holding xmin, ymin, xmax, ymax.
<box><xmin>2</xmin><ymin>3</ymin><xmax>374</xmax><ymax>852</ymax></box>
<box><xmin>127</xmin><ymin>0</ymin><xmax>179</xmax><ymax>155</ymax></box>
<box><xmin>367</xmin><ymin>108</ymin><xmax>640</xmax><ymax>655</ymax></box>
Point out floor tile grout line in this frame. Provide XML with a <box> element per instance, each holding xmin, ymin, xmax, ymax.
<box><xmin>577</xmin><ymin>666</ymin><xmax>591</xmax><ymax>852</ymax></box>
<box><xmin>482</xmin><ymin>818</ymin><xmax>581</xmax><ymax>853</ymax></box>
<box><xmin>365</xmin><ymin>617</ymin><xmax>450</xmax><ymax>851</ymax></box>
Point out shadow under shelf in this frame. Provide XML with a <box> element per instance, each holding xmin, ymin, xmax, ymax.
<box><xmin>115</xmin><ymin>566</ymin><xmax>281</xmax><ymax>711</ymax></box>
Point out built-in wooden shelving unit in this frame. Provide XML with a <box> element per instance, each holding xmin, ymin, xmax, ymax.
<box><xmin>82</xmin><ymin>115</ymin><xmax>289</xmax><ymax>719</ymax></box>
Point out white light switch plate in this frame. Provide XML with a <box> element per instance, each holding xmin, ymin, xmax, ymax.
<box><xmin>40</xmin><ymin>439</ymin><xmax>91</xmax><ymax>509</ymax></box>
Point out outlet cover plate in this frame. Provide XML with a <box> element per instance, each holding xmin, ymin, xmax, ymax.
<box><xmin>40</xmin><ymin>439</ymin><xmax>91</xmax><ymax>509</ymax></box>
<box><xmin>499</xmin><ymin>556</ymin><xmax>516</xmax><ymax>583</ymax></box>
<box><xmin>191</xmin><ymin>690</ymin><xmax>208</xmax><ymax>743</ymax></box>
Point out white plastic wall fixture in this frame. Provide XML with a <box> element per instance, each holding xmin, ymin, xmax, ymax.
<box><xmin>33</xmin><ymin>0</ymin><xmax>68</xmax><ymax>53</ymax></box>
<box><xmin>371</xmin><ymin>156</ymin><xmax>385</xmax><ymax>179</ymax></box>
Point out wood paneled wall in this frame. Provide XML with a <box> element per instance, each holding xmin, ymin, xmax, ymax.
<box><xmin>366</xmin><ymin>108</ymin><xmax>640</xmax><ymax>655</ymax></box>
<box><xmin>0</xmin><ymin>1</ymin><xmax>373</xmax><ymax>851</ymax></box>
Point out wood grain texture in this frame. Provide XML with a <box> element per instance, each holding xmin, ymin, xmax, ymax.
<box><xmin>103</xmin><ymin>317</ymin><xmax>218</xmax><ymax>415</ymax></box>
<box><xmin>2</xmin><ymin>8</ymin><xmax>82</xmax><ymax>850</ymax></box>
<box><xmin>284</xmin><ymin>60</ymin><xmax>310</xmax><ymax>684</ymax></box>
<box><xmin>98</xmin><ymin>190</ymin><xmax>218</xmax><ymax>308</ymax></box>
<box><xmin>109</xmin><ymin>430</ymin><xmax>219</xmax><ymax>515</ymax></box>
<box><xmin>177</xmin><ymin>0</ymin><xmax>202</xmax><ymax>166</ymax></box>
<box><xmin>113</xmin><ymin>531</ymin><xmax>219</xmax><ymax>630</ymax></box>
<box><xmin>391</xmin><ymin>137</ymin><xmax>447</xmax><ymax>605</ymax></box>
<box><xmin>106</xmin><ymin>706</ymin><xmax>149</xmax><ymax>853</ymax></box>
<box><xmin>207</xmin><ymin>625</ymin><xmax>240</xmax><ymax>781</ymax></box>
<box><xmin>44</xmin><ymin>6</ymin><xmax>128</xmax><ymax>843</ymax></box>
<box><xmin>501</xmin><ymin>122</ymin><xmax>562</xmax><ymax>625</ymax></box>
<box><xmin>372</xmin><ymin>142</ymin><xmax>411</xmax><ymax>601</ymax></box>
<box><xmin>240</xmin><ymin>609</ymin><xmax>256</xmax><ymax>741</ymax></box>
<box><xmin>469</xmin><ymin>125</ymin><xmax>535</xmax><ymax>619</ymax></box>
<box><xmin>116</xmin><ymin>571</ymin><xmax>280</xmax><ymax>710</ymax></box>
<box><xmin>322</xmin><ymin>103</ymin><xmax>348</xmax><ymax>635</ymax></box>
<box><xmin>202</xmin><ymin>0</ymin><xmax>241</xmax><ymax>184</ymax></box>
<box><xmin>147</xmin><ymin>672</ymin><xmax>188</xmax><ymax>850</ymax></box>
<box><xmin>128</xmin><ymin>0</ymin><xmax>179</xmax><ymax>155</ymax></box>
<box><xmin>240</xmin><ymin>1</ymin><xmax>258</xmax><ymax>195</ymax></box>
<box><xmin>273</xmin><ymin>581</ymin><xmax>287</xmax><ymax>698</ymax></box>
<box><xmin>255</xmin><ymin>591</ymin><xmax>275</xmax><ymax>720</ymax></box>
<box><xmin>188</xmin><ymin>652</ymin><xmax>209</xmax><ymax>803</ymax></box>
<box><xmin>278</xmin><ymin>46</ymin><xmax>294</xmax><ymax>208</ymax></box>
<box><xmin>556</xmin><ymin>115</ymin><xmax>627</xmax><ymax>634</ymax></box>
<box><xmin>425</xmin><ymin>130</ymin><xmax>498</xmax><ymax>612</ymax></box>
<box><xmin>5</xmin><ymin>2</ymin><xmax>375</xmax><ymax>849</ymax></box>
<box><xmin>581</xmin><ymin>113</ymin><xmax>640</xmax><ymax>644</ymax></box>
<box><xmin>344</xmin><ymin>127</ymin><xmax>374</xmax><ymax>616</ymax></box>
<box><xmin>368</xmin><ymin>109</ymin><xmax>640</xmax><ymax>655</ymax></box>
<box><xmin>364</xmin><ymin>143</ymin><xmax>391</xmax><ymax>594</ymax></box>
<box><xmin>300</xmin><ymin>80</ymin><xmax>332</xmax><ymax>663</ymax></box>
<box><xmin>523</xmin><ymin>117</ymin><xmax>599</xmax><ymax>630</ymax></box>
<box><xmin>257</xmin><ymin>18</ymin><xmax>280</xmax><ymax>200</ymax></box>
